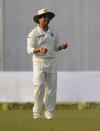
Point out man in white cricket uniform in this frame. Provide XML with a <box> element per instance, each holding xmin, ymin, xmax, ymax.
<box><xmin>27</xmin><ymin>9</ymin><xmax>68</xmax><ymax>119</ymax></box>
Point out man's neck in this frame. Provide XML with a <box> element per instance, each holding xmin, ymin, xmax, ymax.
<box><xmin>39</xmin><ymin>24</ymin><xmax>48</xmax><ymax>32</ymax></box>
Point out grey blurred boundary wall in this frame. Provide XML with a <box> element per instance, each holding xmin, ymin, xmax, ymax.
<box><xmin>0</xmin><ymin>0</ymin><xmax>3</xmax><ymax>71</ymax></box>
<box><xmin>0</xmin><ymin>0</ymin><xmax>100</xmax><ymax>71</ymax></box>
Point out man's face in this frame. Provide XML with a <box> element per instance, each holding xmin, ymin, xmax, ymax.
<box><xmin>38</xmin><ymin>14</ymin><xmax>50</xmax><ymax>26</ymax></box>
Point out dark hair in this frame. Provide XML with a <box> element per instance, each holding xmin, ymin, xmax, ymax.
<box><xmin>39</xmin><ymin>14</ymin><xmax>50</xmax><ymax>19</ymax></box>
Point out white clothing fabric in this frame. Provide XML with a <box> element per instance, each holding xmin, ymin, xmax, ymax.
<box><xmin>27</xmin><ymin>25</ymin><xmax>59</xmax><ymax>61</ymax></box>
<box><xmin>27</xmin><ymin>25</ymin><xmax>59</xmax><ymax>115</ymax></box>
<box><xmin>33</xmin><ymin>68</ymin><xmax>57</xmax><ymax>114</ymax></box>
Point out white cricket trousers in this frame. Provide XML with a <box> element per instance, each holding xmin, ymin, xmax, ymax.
<box><xmin>33</xmin><ymin>65</ymin><xmax>57</xmax><ymax>114</ymax></box>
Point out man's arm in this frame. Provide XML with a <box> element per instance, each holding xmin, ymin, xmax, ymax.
<box><xmin>27</xmin><ymin>31</ymin><xmax>36</xmax><ymax>54</ymax></box>
<box><xmin>33</xmin><ymin>47</ymin><xmax>47</xmax><ymax>54</ymax></box>
<box><xmin>27</xmin><ymin>30</ymin><xmax>48</xmax><ymax>54</ymax></box>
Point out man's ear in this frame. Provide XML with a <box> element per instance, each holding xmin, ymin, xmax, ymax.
<box><xmin>38</xmin><ymin>18</ymin><xmax>40</xmax><ymax>24</ymax></box>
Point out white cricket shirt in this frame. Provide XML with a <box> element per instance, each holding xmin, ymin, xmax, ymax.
<box><xmin>27</xmin><ymin>25</ymin><xmax>59</xmax><ymax>62</ymax></box>
<box><xmin>27</xmin><ymin>25</ymin><xmax>60</xmax><ymax>73</ymax></box>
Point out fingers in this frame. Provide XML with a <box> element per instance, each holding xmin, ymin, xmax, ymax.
<box><xmin>62</xmin><ymin>42</ymin><xmax>68</xmax><ymax>49</ymax></box>
<box><xmin>40</xmin><ymin>47</ymin><xmax>48</xmax><ymax>54</ymax></box>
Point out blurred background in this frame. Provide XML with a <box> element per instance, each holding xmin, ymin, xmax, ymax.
<box><xmin>1</xmin><ymin>0</ymin><xmax>100</xmax><ymax>71</ymax></box>
<box><xmin>0</xmin><ymin>0</ymin><xmax>100</xmax><ymax>102</ymax></box>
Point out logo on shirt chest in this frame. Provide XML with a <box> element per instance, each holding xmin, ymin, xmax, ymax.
<box><xmin>50</xmin><ymin>33</ymin><xmax>54</xmax><ymax>37</ymax></box>
<box><xmin>36</xmin><ymin>34</ymin><xmax>45</xmax><ymax>38</ymax></box>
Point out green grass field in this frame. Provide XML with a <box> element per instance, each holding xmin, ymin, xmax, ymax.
<box><xmin>0</xmin><ymin>109</ymin><xmax>100</xmax><ymax>131</ymax></box>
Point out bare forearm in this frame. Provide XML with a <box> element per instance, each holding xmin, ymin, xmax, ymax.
<box><xmin>58</xmin><ymin>46</ymin><xmax>62</xmax><ymax>51</ymax></box>
<box><xmin>33</xmin><ymin>48</ymin><xmax>40</xmax><ymax>53</ymax></box>
<box><xmin>33</xmin><ymin>47</ymin><xmax>47</xmax><ymax>54</ymax></box>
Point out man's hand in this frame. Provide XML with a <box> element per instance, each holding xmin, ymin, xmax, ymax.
<box><xmin>39</xmin><ymin>47</ymin><xmax>48</xmax><ymax>54</ymax></box>
<box><xmin>58</xmin><ymin>42</ymin><xmax>68</xmax><ymax>51</ymax></box>
<box><xmin>33</xmin><ymin>47</ymin><xmax>47</xmax><ymax>54</ymax></box>
<box><xmin>61</xmin><ymin>42</ymin><xmax>68</xmax><ymax>49</ymax></box>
